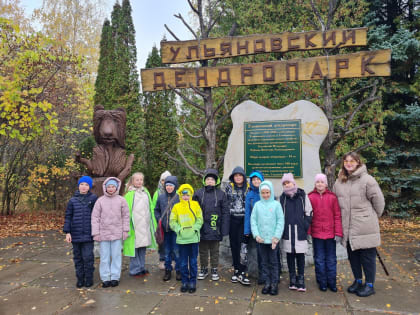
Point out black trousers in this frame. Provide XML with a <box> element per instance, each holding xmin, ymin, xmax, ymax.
<box><xmin>347</xmin><ymin>243</ymin><xmax>376</xmax><ymax>284</ymax></box>
<box><xmin>286</xmin><ymin>252</ymin><xmax>305</xmax><ymax>276</ymax></box>
<box><xmin>259</xmin><ymin>243</ymin><xmax>279</xmax><ymax>285</ymax></box>
<box><xmin>72</xmin><ymin>241</ymin><xmax>94</xmax><ymax>280</ymax></box>
<box><xmin>229</xmin><ymin>216</ymin><xmax>246</xmax><ymax>273</ymax></box>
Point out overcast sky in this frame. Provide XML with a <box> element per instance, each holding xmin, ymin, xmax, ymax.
<box><xmin>18</xmin><ymin>0</ymin><xmax>193</xmax><ymax>70</ymax></box>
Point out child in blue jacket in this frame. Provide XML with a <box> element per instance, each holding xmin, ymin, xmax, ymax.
<box><xmin>63</xmin><ymin>176</ymin><xmax>98</xmax><ymax>288</ymax></box>
<box><xmin>251</xmin><ymin>181</ymin><xmax>284</xmax><ymax>295</ymax></box>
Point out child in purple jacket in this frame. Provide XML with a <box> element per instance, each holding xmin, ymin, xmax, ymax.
<box><xmin>91</xmin><ymin>177</ymin><xmax>130</xmax><ymax>288</ymax></box>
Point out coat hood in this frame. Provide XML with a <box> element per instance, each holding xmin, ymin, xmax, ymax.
<box><xmin>177</xmin><ymin>183</ymin><xmax>195</xmax><ymax>198</ymax></box>
<box><xmin>103</xmin><ymin>177</ymin><xmax>121</xmax><ymax>196</ymax></box>
<box><xmin>249</xmin><ymin>170</ymin><xmax>264</xmax><ymax>191</ymax></box>
<box><xmin>259</xmin><ymin>180</ymin><xmax>275</xmax><ymax>202</ymax></box>
<box><xmin>229</xmin><ymin>166</ymin><xmax>246</xmax><ymax>183</ymax></box>
<box><xmin>202</xmin><ymin>168</ymin><xmax>220</xmax><ymax>186</ymax></box>
<box><xmin>164</xmin><ymin>175</ymin><xmax>178</xmax><ymax>189</ymax></box>
<box><xmin>349</xmin><ymin>164</ymin><xmax>368</xmax><ymax>179</ymax></box>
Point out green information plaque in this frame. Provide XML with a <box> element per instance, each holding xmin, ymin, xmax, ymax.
<box><xmin>244</xmin><ymin>120</ymin><xmax>302</xmax><ymax>178</ymax></box>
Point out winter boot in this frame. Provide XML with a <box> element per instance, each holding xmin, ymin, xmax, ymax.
<box><xmin>270</xmin><ymin>283</ymin><xmax>279</xmax><ymax>295</ymax></box>
<box><xmin>261</xmin><ymin>283</ymin><xmax>271</xmax><ymax>294</ymax></box>
<box><xmin>347</xmin><ymin>279</ymin><xmax>363</xmax><ymax>294</ymax></box>
<box><xmin>163</xmin><ymin>269</ymin><xmax>172</xmax><ymax>281</ymax></box>
<box><xmin>176</xmin><ymin>271</ymin><xmax>182</xmax><ymax>281</ymax></box>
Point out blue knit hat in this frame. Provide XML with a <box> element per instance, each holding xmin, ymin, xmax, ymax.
<box><xmin>78</xmin><ymin>176</ymin><xmax>93</xmax><ymax>189</ymax></box>
<box><xmin>105</xmin><ymin>179</ymin><xmax>118</xmax><ymax>188</ymax></box>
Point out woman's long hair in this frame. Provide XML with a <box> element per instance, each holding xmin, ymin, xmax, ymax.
<box><xmin>338</xmin><ymin>152</ymin><xmax>363</xmax><ymax>182</ymax></box>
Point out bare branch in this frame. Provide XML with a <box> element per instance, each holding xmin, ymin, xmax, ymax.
<box><xmin>189</xmin><ymin>83</ymin><xmax>210</xmax><ymax>98</ymax></box>
<box><xmin>207</xmin><ymin>6</ymin><xmax>224</xmax><ymax>37</ymax></box>
<box><xmin>353</xmin><ymin>142</ymin><xmax>372</xmax><ymax>153</ymax></box>
<box><xmin>344</xmin><ymin>121</ymin><xmax>379</xmax><ymax>136</ymax></box>
<box><xmin>326</xmin><ymin>0</ymin><xmax>341</xmax><ymax>30</ymax></box>
<box><xmin>164</xmin><ymin>24</ymin><xmax>180</xmax><ymax>41</ymax></box>
<box><xmin>332</xmin><ymin>112</ymin><xmax>350</xmax><ymax>120</ymax></box>
<box><xmin>165</xmin><ymin>149</ymin><xmax>203</xmax><ymax>176</ymax></box>
<box><xmin>182</xmin><ymin>142</ymin><xmax>206</xmax><ymax>157</ymax></box>
<box><xmin>308</xmin><ymin>17</ymin><xmax>319</xmax><ymax>29</ymax></box>
<box><xmin>183</xmin><ymin>125</ymin><xmax>203</xmax><ymax>139</ymax></box>
<box><xmin>345</xmin><ymin>83</ymin><xmax>379</xmax><ymax>129</ymax></box>
<box><xmin>333</xmin><ymin>82</ymin><xmax>377</xmax><ymax>107</ymax></box>
<box><xmin>215</xmin><ymin>155</ymin><xmax>224</xmax><ymax>169</ymax></box>
<box><xmin>310</xmin><ymin>0</ymin><xmax>326</xmax><ymax>31</ymax></box>
<box><xmin>187</xmin><ymin>0</ymin><xmax>199</xmax><ymax>15</ymax></box>
<box><xmin>168</xmin><ymin>84</ymin><xmax>206</xmax><ymax>112</ymax></box>
<box><xmin>174</xmin><ymin>13</ymin><xmax>198</xmax><ymax>39</ymax></box>
<box><xmin>216</xmin><ymin>94</ymin><xmax>249</xmax><ymax>128</ymax></box>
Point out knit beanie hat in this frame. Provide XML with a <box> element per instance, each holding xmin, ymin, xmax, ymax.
<box><xmin>160</xmin><ymin>170</ymin><xmax>171</xmax><ymax>181</ymax></box>
<box><xmin>281</xmin><ymin>173</ymin><xmax>296</xmax><ymax>186</ymax></box>
<box><xmin>105</xmin><ymin>179</ymin><xmax>118</xmax><ymax>188</ymax></box>
<box><xmin>78</xmin><ymin>176</ymin><xmax>93</xmax><ymax>189</ymax></box>
<box><xmin>314</xmin><ymin>173</ymin><xmax>328</xmax><ymax>186</ymax></box>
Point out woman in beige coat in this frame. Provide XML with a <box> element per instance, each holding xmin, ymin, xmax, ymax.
<box><xmin>333</xmin><ymin>152</ymin><xmax>385</xmax><ymax>297</ymax></box>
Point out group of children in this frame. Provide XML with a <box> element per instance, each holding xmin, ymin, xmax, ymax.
<box><xmin>64</xmin><ymin>168</ymin><xmax>343</xmax><ymax>296</ymax></box>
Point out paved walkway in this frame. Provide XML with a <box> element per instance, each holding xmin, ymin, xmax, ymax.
<box><xmin>0</xmin><ymin>229</ymin><xmax>419</xmax><ymax>315</ymax></box>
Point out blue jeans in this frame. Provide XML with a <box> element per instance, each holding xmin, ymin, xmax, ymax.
<box><xmin>258</xmin><ymin>243</ymin><xmax>279</xmax><ymax>285</ymax></box>
<box><xmin>164</xmin><ymin>231</ymin><xmax>179</xmax><ymax>271</ymax></box>
<box><xmin>313</xmin><ymin>238</ymin><xmax>337</xmax><ymax>287</ymax></box>
<box><xmin>129</xmin><ymin>247</ymin><xmax>146</xmax><ymax>275</ymax></box>
<box><xmin>179</xmin><ymin>243</ymin><xmax>198</xmax><ymax>285</ymax></box>
<box><xmin>72</xmin><ymin>241</ymin><xmax>94</xmax><ymax>281</ymax></box>
<box><xmin>99</xmin><ymin>240</ymin><xmax>122</xmax><ymax>281</ymax></box>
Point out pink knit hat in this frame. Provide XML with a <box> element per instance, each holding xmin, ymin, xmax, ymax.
<box><xmin>314</xmin><ymin>173</ymin><xmax>328</xmax><ymax>186</ymax></box>
<box><xmin>281</xmin><ymin>173</ymin><xmax>296</xmax><ymax>185</ymax></box>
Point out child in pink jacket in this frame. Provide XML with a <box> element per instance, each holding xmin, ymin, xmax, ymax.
<box><xmin>308</xmin><ymin>174</ymin><xmax>343</xmax><ymax>292</ymax></box>
<box><xmin>91</xmin><ymin>177</ymin><xmax>130</xmax><ymax>288</ymax></box>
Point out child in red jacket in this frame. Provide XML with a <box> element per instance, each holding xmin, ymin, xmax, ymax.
<box><xmin>308</xmin><ymin>174</ymin><xmax>343</xmax><ymax>292</ymax></box>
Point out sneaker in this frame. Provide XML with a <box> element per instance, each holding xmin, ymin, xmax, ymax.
<box><xmin>296</xmin><ymin>275</ymin><xmax>306</xmax><ymax>292</ymax></box>
<box><xmin>356</xmin><ymin>284</ymin><xmax>375</xmax><ymax>297</ymax></box>
<box><xmin>238</xmin><ymin>272</ymin><xmax>251</xmax><ymax>286</ymax></box>
<box><xmin>347</xmin><ymin>280</ymin><xmax>363</xmax><ymax>294</ymax></box>
<box><xmin>197</xmin><ymin>267</ymin><xmax>208</xmax><ymax>280</ymax></box>
<box><xmin>211</xmin><ymin>268</ymin><xmax>219</xmax><ymax>281</ymax></box>
<box><xmin>110</xmin><ymin>280</ymin><xmax>119</xmax><ymax>287</ymax></box>
<box><xmin>231</xmin><ymin>270</ymin><xmax>239</xmax><ymax>283</ymax></box>
<box><xmin>158</xmin><ymin>261</ymin><xmax>165</xmax><ymax>270</ymax></box>
<box><xmin>102</xmin><ymin>281</ymin><xmax>111</xmax><ymax>288</ymax></box>
<box><xmin>176</xmin><ymin>271</ymin><xmax>182</xmax><ymax>281</ymax></box>
<box><xmin>163</xmin><ymin>269</ymin><xmax>172</xmax><ymax>281</ymax></box>
<box><xmin>288</xmin><ymin>274</ymin><xmax>297</xmax><ymax>290</ymax></box>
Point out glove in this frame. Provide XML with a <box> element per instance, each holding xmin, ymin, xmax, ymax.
<box><xmin>93</xmin><ymin>235</ymin><xmax>100</xmax><ymax>242</ymax></box>
<box><xmin>334</xmin><ymin>236</ymin><xmax>342</xmax><ymax>243</ymax></box>
<box><xmin>271</xmin><ymin>237</ymin><xmax>279</xmax><ymax>250</ymax></box>
<box><xmin>123</xmin><ymin>232</ymin><xmax>129</xmax><ymax>240</ymax></box>
<box><xmin>255</xmin><ymin>236</ymin><xmax>264</xmax><ymax>243</ymax></box>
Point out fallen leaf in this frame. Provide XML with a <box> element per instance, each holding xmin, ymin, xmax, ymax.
<box><xmin>386</xmin><ymin>304</ymin><xmax>391</xmax><ymax>308</ymax></box>
<box><xmin>84</xmin><ymin>299</ymin><xmax>95</xmax><ymax>305</ymax></box>
<box><xmin>126</xmin><ymin>289</ymin><xmax>131</xmax><ymax>293</ymax></box>
<box><xmin>215</xmin><ymin>299</ymin><xmax>219</xmax><ymax>304</ymax></box>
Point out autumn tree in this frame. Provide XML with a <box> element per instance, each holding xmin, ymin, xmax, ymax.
<box><xmin>0</xmin><ymin>18</ymin><xmax>87</xmax><ymax>214</ymax></box>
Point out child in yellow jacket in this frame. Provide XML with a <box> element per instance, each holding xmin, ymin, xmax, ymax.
<box><xmin>170</xmin><ymin>184</ymin><xmax>203</xmax><ymax>293</ymax></box>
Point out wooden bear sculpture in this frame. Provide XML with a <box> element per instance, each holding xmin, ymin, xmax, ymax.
<box><xmin>76</xmin><ymin>105</ymin><xmax>134</xmax><ymax>196</ymax></box>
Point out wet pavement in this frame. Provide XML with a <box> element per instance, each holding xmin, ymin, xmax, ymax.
<box><xmin>0</xmin><ymin>230</ymin><xmax>419</xmax><ymax>315</ymax></box>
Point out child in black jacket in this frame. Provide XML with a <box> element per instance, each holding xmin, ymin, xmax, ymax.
<box><xmin>63</xmin><ymin>176</ymin><xmax>98</xmax><ymax>288</ymax></box>
<box><xmin>193</xmin><ymin>168</ymin><xmax>229</xmax><ymax>281</ymax></box>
